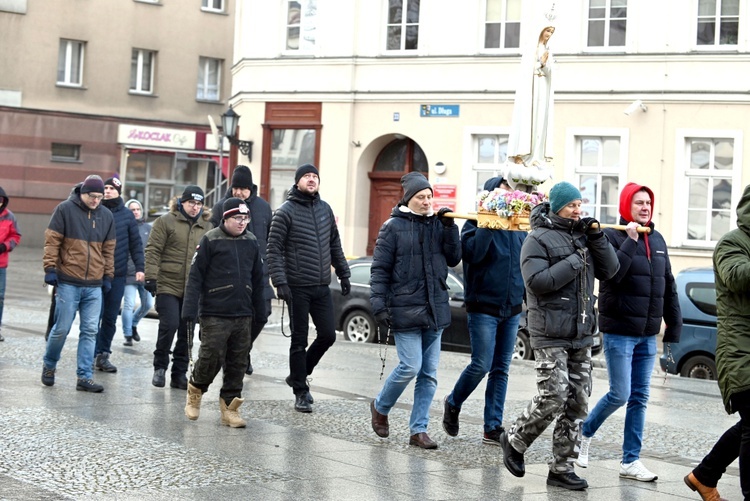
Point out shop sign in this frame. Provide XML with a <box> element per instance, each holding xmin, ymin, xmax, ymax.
<box><xmin>118</xmin><ymin>124</ymin><xmax>196</xmax><ymax>150</ymax></box>
<box><xmin>433</xmin><ymin>184</ymin><xmax>457</xmax><ymax>198</ymax></box>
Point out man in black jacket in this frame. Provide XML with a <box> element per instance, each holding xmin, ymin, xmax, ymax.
<box><xmin>182</xmin><ymin>198</ymin><xmax>268</xmax><ymax>428</ymax></box>
<box><xmin>267</xmin><ymin>164</ymin><xmax>351</xmax><ymax>413</ymax></box>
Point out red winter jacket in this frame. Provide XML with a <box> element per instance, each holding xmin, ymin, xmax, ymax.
<box><xmin>0</xmin><ymin>188</ymin><xmax>22</xmax><ymax>269</ymax></box>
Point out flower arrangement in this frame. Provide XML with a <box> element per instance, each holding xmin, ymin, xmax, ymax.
<box><xmin>477</xmin><ymin>188</ymin><xmax>547</xmax><ymax>218</ymax></box>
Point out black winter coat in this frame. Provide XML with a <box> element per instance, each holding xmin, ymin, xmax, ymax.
<box><xmin>598</xmin><ymin>220</ymin><xmax>682</xmax><ymax>341</ymax></box>
<box><xmin>370</xmin><ymin>205</ymin><xmax>462</xmax><ymax>332</ymax></box>
<box><xmin>102</xmin><ymin>197</ymin><xmax>144</xmax><ymax>278</ymax></box>
<box><xmin>267</xmin><ymin>186</ymin><xmax>350</xmax><ymax>288</ymax></box>
<box><xmin>521</xmin><ymin>202</ymin><xmax>619</xmax><ymax>349</ymax></box>
<box><xmin>182</xmin><ymin>224</ymin><xmax>268</xmax><ymax>320</ymax></box>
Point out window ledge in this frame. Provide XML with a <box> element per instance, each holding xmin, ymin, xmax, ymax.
<box><xmin>129</xmin><ymin>91</ymin><xmax>158</xmax><ymax>98</ymax></box>
<box><xmin>200</xmin><ymin>8</ymin><xmax>228</xmax><ymax>16</ymax></box>
<box><xmin>133</xmin><ymin>0</ymin><xmax>162</xmax><ymax>5</ymax></box>
<box><xmin>51</xmin><ymin>157</ymin><xmax>83</xmax><ymax>164</ymax></box>
<box><xmin>196</xmin><ymin>98</ymin><xmax>222</xmax><ymax>104</ymax></box>
<box><xmin>56</xmin><ymin>83</ymin><xmax>86</xmax><ymax>90</ymax></box>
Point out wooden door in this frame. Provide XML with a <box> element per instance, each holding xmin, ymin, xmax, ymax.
<box><xmin>367</xmin><ymin>173</ymin><xmax>402</xmax><ymax>255</ymax></box>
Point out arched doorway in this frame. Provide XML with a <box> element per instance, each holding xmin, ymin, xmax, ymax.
<box><xmin>366</xmin><ymin>137</ymin><xmax>428</xmax><ymax>255</ymax></box>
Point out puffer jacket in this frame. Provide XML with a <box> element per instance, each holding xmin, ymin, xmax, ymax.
<box><xmin>125</xmin><ymin>199</ymin><xmax>151</xmax><ymax>286</ymax></box>
<box><xmin>521</xmin><ymin>202</ymin><xmax>619</xmax><ymax>349</ymax></box>
<box><xmin>144</xmin><ymin>198</ymin><xmax>212</xmax><ymax>298</ymax></box>
<box><xmin>267</xmin><ymin>186</ymin><xmax>350</xmax><ymax>288</ymax></box>
<box><xmin>102</xmin><ymin>196</ymin><xmax>144</xmax><ymax>278</ymax></box>
<box><xmin>713</xmin><ymin>184</ymin><xmax>750</xmax><ymax>414</ymax></box>
<box><xmin>0</xmin><ymin>187</ymin><xmax>21</xmax><ymax>269</ymax></box>
<box><xmin>182</xmin><ymin>223</ymin><xmax>268</xmax><ymax>321</ymax></box>
<box><xmin>43</xmin><ymin>185</ymin><xmax>116</xmax><ymax>286</ymax></box>
<box><xmin>370</xmin><ymin>205</ymin><xmax>462</xmax><ymax>332</ymax></box>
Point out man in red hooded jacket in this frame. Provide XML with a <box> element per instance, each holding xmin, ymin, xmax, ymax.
<box><xmin>0</xmin><ymin>186</ymin><xmax>21</xmax><ymax>342</ymax></box>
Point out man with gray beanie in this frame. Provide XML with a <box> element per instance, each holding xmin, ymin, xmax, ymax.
<box><xmin>145</xmin><ymin>185</ymin><xmax>212</xmax><ymax>390</ymax></box>
<box><xmin>267</xmin><ymin>163</ymin><xmax>351</xmax><ymax>413</ymax></box>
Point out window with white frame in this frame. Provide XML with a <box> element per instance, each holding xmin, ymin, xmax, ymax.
<box><xmin>196</xmin><ymin>57</ymin><xmax>221</xmax><ymax>101</ymax></box>
<box><xmin>471</xmin><ymin>134</ymin><xmax>509</xmax><ymax>199</ymax></box>
<box><xmin>57</xmin><ymin>39</ymin><xmax>85</xmax><ymax>86</ymax></box>
<box><xmin>684</xmin><ymin>138</ymin><xmax>735</xmax><ymax>243</ymax></box>
<box><xmin>573</xmin><ymin>136</ymin><xmax>624</xmax><ymax>223</ymax></box>
<box><xmin>484</xmin><ymin>0</ymin><xmax>521</xmax><ymax>49</ymax></box>
<box><xmin>130</xmin><ymin>49</ymin><xmax>155</xmax><ymax>94</ymax></box>
<box><xmin>201</xmin><ymin>0</ymin><xmax>224</xmax><ymax>12</ymax></box>
<box><xmin>587</xmin><ymin>0</ymin><xmax>627</xmax><ymax>47</ymax></box>
<box><xmin>386</xmin><ymin>0</ymin><xmax>420</xmax><ymax>51</ymax></box>
<box><xmin>286</xmin><ymin>0</ymin><xmax>317</xmax><ymax>50</ymax></box>
<box><xmin>697</xmin><ymin>0</ymin><xmax>738</xmax><ymax>46</ymax></box>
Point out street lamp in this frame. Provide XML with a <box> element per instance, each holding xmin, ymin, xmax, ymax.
<box><xmin>221</xmin><ymin>105</ymin><xmax>253</xmax><ymax>160</ymax></box>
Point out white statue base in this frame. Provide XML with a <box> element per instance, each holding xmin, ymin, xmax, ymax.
<box><xmin>502</xmin><ymin>157</ymin><xmax>553</xmax><ymax>193</ymax></box>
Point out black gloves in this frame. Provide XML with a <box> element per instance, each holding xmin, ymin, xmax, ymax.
<box><xmin>437</xmin><ymin>207</ymin><xmax>454</xmax><ymax>227</ymax></box>
<box><xmin>182</xmin><ymin>308</ymin><xmax>199</xmax><ymax>323</ymax></box>
<box><xmin>340</xmin><ymin>277</ymin><xmax>351</xmax><ymax>296</ymax></box>
<box><xmin>145</xmin><ymin>279</ymin><xmax>157</xmax><ymax>297</ymax></box>
<box><xmin>375</xmin><ymin>311</ymin><xmax>391</xmax><ymax>329</ymax></box>
<box><xmin>44</xmin><ymin>270</ymin><xmax>58</xmax><ymax>286</ymax></box>
<box><xmin>579</xmin><ymin>217</ymin><xmax>601</xmax><ymax>234</ymax></box>
<box><xmin>102</xmin><ymin>277</ymin><xmax>112</xmax><ymax>294</ymax></box>
<box><xmin>0</xmin><ymin>243</ymin><xmax>6</xmax><ymax>254</ymax></box>
<box><xmin>276</xmin><ymin>284</ymin><xmax>292</xmax><ymax>302</ymax></box>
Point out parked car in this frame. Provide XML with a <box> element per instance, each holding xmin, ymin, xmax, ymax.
<box><xmin>659</xmin><ymin>267</ymin><xmax>718</xmax><ymax>380</ymax></box>
<box><xmin>330</xmin><ymin>257</ymin><xmax>601</xmax><ymax>358</ymax></box>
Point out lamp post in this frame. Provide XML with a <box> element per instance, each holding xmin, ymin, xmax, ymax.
<box><xmin>221</xmin><ymin>105</ymin><xmax>253</xmax><ymax>159</ymax></box>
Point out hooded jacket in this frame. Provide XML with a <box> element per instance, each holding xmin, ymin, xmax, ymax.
<box><xmin>0</xmin><ymin>187</ymin><xmax>21</xmax><ymax>269</ymax></box>
<box><xmin>713</xmin><ymin>184</ymin><xmax>750</xmax><ymax>414</ymax></box>
<box><xmin>124</xmin><ymin>199</ymin><xmax>151</xmax><ymax>285</ymax></box>
<box><xmin>521</xmin><ymin>202</ymin><xmax>619</xmax><ymax>349</ymax></box>
<box><xmin>43</xmin><ymin>184</ymin><xmax>116</xmax><ymax>286</ymax></box>
<box><xmin>597</xmin><ymin>183</ymin><xmax>682</xmax><ymax>341</ymax></box>
<box><xmin>370</xmin><ymin>204</ymin><xmax>462</xmax><ymax>332</ymax></box>
<box><xmin>144</xmin><ymin>197</ymin><xmax>212</xmax><ymax>298</ymax></box>
<box><xmin>102</xmin><ymin>196</ymin><xmax>144</xmax><ymax>278</ymax></box>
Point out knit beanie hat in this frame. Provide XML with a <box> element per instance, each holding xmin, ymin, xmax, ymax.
<box><xmin>400</xmin><ymin>172</ymin><xmax>432</xmax><ymax>205</ymax></box>
<box><xmin>105</xmin><ymin>176</ymin><xmax>122</xmax><ymax>195</ymax></box>
<box><xmin>549</xmin><ymin>181</ymin><xmax>582</xmax><ymax>214</ymax></box>
<box><xmin>80</xmin><ymin>175</ymin><xmax>105</xmax><ymax>194</ymax></box>
<box><xmin>222</xmin><ymin>197</ymin><xmax>250</xmax><ymax>219</ymax></box>
<box><xmin>180</xmin><ymin>185</ymin><xmax>204</xmax><ymax>203</ymax></box>
<box><xmin>295</xmin><ymin>163</ymin><xmax>319</xmax><ymax>184</ymax></box>
<box><xmin>231</xmin><ymin>165</ymin><xmax>253</xmax><ymax>189</ymax></box>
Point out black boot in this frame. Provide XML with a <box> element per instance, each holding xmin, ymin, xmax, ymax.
<box><xmin>294</xmin><ymin>392</ymin><xmax>312</xmax><ymax>413</ymax></box>
<box><xmin>500</xmin><ymin>431</ymin><xmax>525</xmax><ymax>477</ymax></box>
<box><xmin>245</xmin><ymin>353</ymin><xmax>253</xmax><ymax>375</ymax></box>
<box><xmin>547</xmin><ymin>471</ymin><xmax>588</xmax><ymax>490</ymax></box>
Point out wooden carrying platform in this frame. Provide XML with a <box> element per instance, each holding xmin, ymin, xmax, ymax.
<box><xmin>445</xmin><ymin>211</ymin><xmax>651</xmax><ymax>233</ymax></box>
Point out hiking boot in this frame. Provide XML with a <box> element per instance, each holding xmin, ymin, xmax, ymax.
<box><xmin>185</xmin><ymin>383</ymin><xmax>203</xmax><ymax>421</ymax></box>
<box><xmin>575</xmin><ymin>435</ymin><xmax>592</xmax><ymax>468</ymax></box>
<box><xmin>294</xmin><ymin>392</ymin><xmax>313</xmax><ymax>413</ymax></box>
<box><xmin>41</xmin><ymin>365</ymin><xmax>55</xmax><ymax>387</ymax></box>
<box><xmin>442</xmin><ymin>395</ymin><xmax>460</xmax><ymax>437</ymax></box>
<box><xmin>684</xmin><ymin>472</ymin><xmax>728</xmax><ymax>501</ymax></box>
<box><xmin>245</xmin><ymin>353</ymin><xmax>254</xmax><ymax>375</ymax></box>
<box><xmin>286</xmin><ymin>375</ymin><xmax>314</xmax><ymax>403</ymax></box>
<box><xmin>94</xmin><ymin>353</ymin><xmax>118</xmax><ymax>373</ymax></box>
<box><xmin>220</xmin><ymin>397</ymin><xmax>247</xmax><ymax>428</ymax></box>
<box><xmin>547</xmin><ymin>471</ymin><xmax>588</xmax><ymax>490</ymax></box>
<box><xmin>620</xmin><ymin>460</ymin><xmax>658</xmax><ymax>482</ymax></box>
<box><xmin>123</xmin><ymin>337</ymin><xmax>133</xmax><ymax>346</ymax></box>
<box><xmin>482</xmin><ymin>426</ymin><xmax>504</xmax><ymax>446</ymax></box>
<box><xmin>170</xmin><ymin>373</ymin><xmax>188</xmax><ymax>390</ymax></box>
<box><xmin>500</xmin><ymin>431</ymin><xmax>525</xmax><ymax>477</ymax></box>
<box><xmin>152</xmin><ymin>368</ymin><xmax>166</xmax><ymax>387</ymax></box>
<box><xmin>76</xmin><ymin>378</ymin><xmax>104</xmax><ymax>393</ymax></box>
<box><xmin>131</xmin><ymin>326</ymin><xmax>140</xmax><ymax>342</ymax></box>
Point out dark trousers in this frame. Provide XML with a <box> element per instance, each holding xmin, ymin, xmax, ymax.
<box><xmin>190</xmin><ymin>316</ymin><xmax>252</xmax><ymax>404</ymax></box>
<box><xmin>153</xmin><ymin>294</ymin><xmax>189</xmax><ymax>377</ymax></box>
<box><xmin>95</xmin><ymin>275</ymin><xmax>126</xmax><ymax>355</ymax></box>
<box><xmin>249</xmin><ymin>298</ymin><xmax>271</xmax><ymax>350</ymax></box>
<box><xmin>287</xmin><ymin>285</ymin><xmax>336</xmax><ymax>395</ymax></box>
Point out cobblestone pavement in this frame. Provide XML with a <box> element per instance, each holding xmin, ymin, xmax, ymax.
<box><xmin>0</xmin><ymin>248</ymin><xmax>743</xmax><ymax>500</ymax></box>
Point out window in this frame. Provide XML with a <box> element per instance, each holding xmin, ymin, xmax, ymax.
<box><xmin>484</xmin><ymin>0</ymin><xmax>521</xmax><ymax>49</ymax></box>
<box><xmin>697</xmin><ymin>0</ymin><xmax>739</xmax><ymax>46</ymax></box>
<box><xmin>130</xmin><ymin>49</ymin><xmax>155</xmax><ymax>94</ymax></box>
<box><xmin>57</xmin><ymin>39</ymin><xmax>85</xmax><ymax>86</ymax></box>
<box><xmin>201</xmin><ymin>0</ymin><xmax>224</xmax><ymax>12</ymax></box>
<box><xmin>51</xmin><ymin>143</ymin><xmax>81</xmax><ymax>162</ymax></box>
<box><xmin>684</xmin><ymin>138</ymin><xmax>735</xmax><ymax>243</ymax></box>
<box><xmin>269</xmin><ymin>128</ymin><xmax>317</xmax><ymax>209</ymax></box>
<box><xmin>386</xmin><ymin>0</ymin><xmax>420</xmax><ymax>51</ymax></box>
<box><xmin>286</xmin><ymin>0</ymin><xmax>317</xmax><ymax>50</ymax></box>
<box><xmin>587</xmin><ymin>0</ymin><xmax>627</xmax><ymax>47</ymax></box>
<box><xmin>197</xmin><ymin>57</ymin><xmax>221</xmax><ymax>101</ymax></box>
<box><xmin>573</xmin><ymin>135</ymin><xmax>625</xmax><ymax>224</ymax></box>
<box><xmin>471</xmin><ymin>134</ymin><xmax>509</xmax><ymax>199</ymax></box>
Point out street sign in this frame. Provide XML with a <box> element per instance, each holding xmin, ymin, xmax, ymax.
<box><xmin>420</xmin><ymin>104</ymin><xmax>460</xmax><ymax>117</ymax></box>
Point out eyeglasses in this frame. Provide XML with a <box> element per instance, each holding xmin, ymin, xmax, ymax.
<box><xmin>186</xmin><ymin>200</ymin><xmax>204</xmax><ymax>208</ymax></box>
<box><xmin>84</xmin><ymin>194</ymin><xmax>104</xmax><ymax>201</ymax></box>
<box><xmin>230</xmin><ymin>216</ymin><xmax>250</xmax><ymax>224</ymax></box>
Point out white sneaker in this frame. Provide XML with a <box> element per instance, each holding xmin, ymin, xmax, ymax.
<box><xmin>575</xmin><ymin>435</ymin><xmax>592</xmax><ymax>468</ymax></box>
<box><xmin>619</xmin><ymin>460</ymin><xmax>658</xmax><ymax>482</ymax></box>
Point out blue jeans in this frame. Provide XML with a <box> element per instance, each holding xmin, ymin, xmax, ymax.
<box><xmin>448</xmin><ymin>312</ymin><xmax>520</xmax><ymax>432</ymax></box>
<box><xmin>0</xmin><ymin>267</ymin><xmax>5</xmax><ymax>326</ymax></box>
<box><xmin>122</xmin><ymin>283</ymin><xmax>153</xmax><ymax>337</ymax></box>
<box><xmin>374</xmin><ymin>328</ymin><xmax>443</xmax><ymax>435</ymax></box>
<box><xmin>581</xmin><ymin>333</ymin><xmax>656</xmax><ymax>463</ymax></box>
<box><xmin>96</xmin><ymin>275</ymin><xmax>126</xmax><ymax>355</ymax></box>
<box><xmin>43</xmin><ymin>283</ymin><xmax>102</xmax><ymax>379</ymax></box>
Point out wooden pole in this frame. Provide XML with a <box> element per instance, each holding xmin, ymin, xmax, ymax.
<box><xmin>443</xmin><ymin>212</ymin><xmax>652</xmax><ymax>233</ymax></box>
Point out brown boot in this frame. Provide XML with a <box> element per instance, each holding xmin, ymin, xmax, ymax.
<box><xmin>684</xmin><ymin>472</ymin><xmax>727</xmax><ymax>501</ymax></box>
<box><xmin>370</xmin><ymin>400</ymin><xmax>389</xmax><ymax>437</ymax></box>
<box><xmin>220</xmin><ymin>397</ymin><xmax>247</xmax><ymax>428</ymax></box>
<box><xmin>185</xmin><ymin>383</ymin><xmax>202</xmax><ymax>421</ymax></box>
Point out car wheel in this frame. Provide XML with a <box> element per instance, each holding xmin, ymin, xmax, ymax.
<box><xmin>679</xmin><ymin>355</ymin><xmax>717</xmax><ymax>380</ymax></box>
<box><xmin>513</xmin><ymin>329</ymin><xmax>533</xmax><ymax>360</ymax></box>
<box><xmin>343</xmin><ymin>310</ymin><xmax>376</xmax><ymax>343</ymax></box>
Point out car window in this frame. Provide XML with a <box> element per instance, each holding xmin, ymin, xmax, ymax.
<box><xmin>350</xmin><ymin>263</ymin><xmax>371</xmax><ymax>287</ymax></box>
<box><xmin>687</xmin><ymin>282</ymin><xmax>717</xmax><ymax>317</ymax></box>
<box><xmin>446</xmin><ymin>273</ymin><xmax>464</xmax><ymax>295</ymax></box>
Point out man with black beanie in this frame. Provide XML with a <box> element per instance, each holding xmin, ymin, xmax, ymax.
<box><xmin>145</xmin><ymin>185</ymin><xmax>213</xmax><ymax>390</ymax></box>
<box><xmin>210</xmin><ymin>165</ymin><xmax>273</xmax><ymax>375</ymax></box>
<box><xmin>267</xmin><ymin>163</ymin><xmax>351</xmax><ymax>413</ymax></box>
